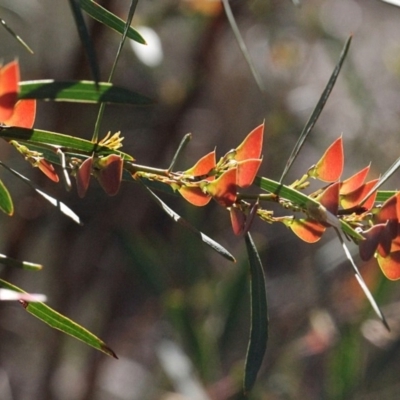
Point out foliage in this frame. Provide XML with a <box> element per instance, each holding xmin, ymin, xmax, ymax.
<box><xmin>1</xmin><ymin>1</ymin><xmax>400</xmax><ymax>398</ymax></box>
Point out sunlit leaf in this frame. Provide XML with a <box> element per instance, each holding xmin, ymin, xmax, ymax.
<box><xmin>0</xmin><ymin>253</ymin><xmax>41</xmax><ymax>270</ymax></box>
<box><xmin>243</xmin><ymin>232</ymin><xmax>268</xmax><ymax>394</ymax></box>
<box><xmin>361</xmin><ymin>154</ymin><xmax>400</xmax><ymax>206</ymax></box>
<box><xmin>0</xmin><ymin>18</ymin><xmax>33</xmax><ymax>54</ymax></box>
<box><xmin>79</xmin><ymin>0</ymin><xmax>146</xmax><ymax>44</ymax></box>
<box><xmin>254</xmin><ymin>176</ymin><xmax>364</xmax><ymax>241</ymax></box>
<box><xmin>145</xmin><ymin>187</ymin><xmax>236</xmax><ymax>262</ymax></box>
<box><xmin>0</xmin><ymin>162</ymin><xmax>81</xmax><ymax>225</ymax></box>
<box><xmin>0</xmin><ymin>127</ymin><xmax>134</xmax><ymax>161</ymax></box>
<box><xmin>19</xmin><ymin>80</ymin><xmax>152</xmax><ymax>105</ymax></box>
<box><xmin>335</xmin><ymin>228</ymin><xmax>389</xmax><ymax>330</ymax></box>
<box><xmin>0</xmin><ymin>279</ymin><xmax>117</xmax><ymax>357</ymax></box>
<box><xmin>279</xmin><ymin>35</ymin><xmax>352</xmax><ymax>182</ymax></box>
<box><xmin>221</xmin><ymin>0</ymin><xmax>265</xmax><ymax>93</ymax></box>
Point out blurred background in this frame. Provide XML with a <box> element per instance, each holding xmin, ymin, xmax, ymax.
<box><xmin>0</xmin><ymin>0</ymin><xmax>400</xmax><ymax>399</ymax></box>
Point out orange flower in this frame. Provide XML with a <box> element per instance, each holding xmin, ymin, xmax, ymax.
<box><xmin>178</xmin><ymin>123</ymin><xmax>264</xmax><ymax>207</ymax></box>
<box><xmin>0</xmin><ymin>61</ymin><xmax>36</xmax><ymax>128</ymax></box>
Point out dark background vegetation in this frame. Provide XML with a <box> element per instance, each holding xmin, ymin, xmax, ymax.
<box><xmin>1</xmin><ymin>0</ymin><xmax>400</xmax><ymax>399</ymax></box>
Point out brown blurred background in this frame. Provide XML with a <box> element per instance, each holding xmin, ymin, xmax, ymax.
<box><xmin>1</xmin><ymin>0</ymin><xmax>400</xmax><ymax>399</ymax></box>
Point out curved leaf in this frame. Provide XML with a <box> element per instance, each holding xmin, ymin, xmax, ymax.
<box><xmin>79</xmin><ymin>0</ymin><xmax>146</xmax><ymax>44</ymax></box>
<box><xmin>19</xmin><ymin>80</ymin><xmax>153</xmax><ymax>105</ymax></box>
<box><xmin>0</xmin><ymin>178</ymin><xmax>13</xmax><ymax>215</ymax></box>
<box><xmin>0</xmin><ymin>279</ymin><xmax>117</xmax><ymax>358</ymax></box>
<box><xmin>244</xmin><ymin>232</ymin><xmax>268</xmax><ymax>394</ymax></box>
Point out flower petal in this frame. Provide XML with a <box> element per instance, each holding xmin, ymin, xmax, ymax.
<box><xmin>206</xmin><ymin>168</ymin><xmax>237</xmax><ymax>207</ymax></box>
<box><xmin>340</xmin><ymin>165</ymin><xmax>370</xmax><ymax>195</ymax></box>
<box><xmin>236</xmin><ymin>158</ymin><xmax>262</xmax><ymax>188</ymax></box>
<box><xmin>316</xmin><ymin>182</ymin><xmax>340</xmax><ymax>215</ymax></box>
<box><xmin>76</xmin><ymin>157</ymin><xmax>93</xmax><ymax>198</ymax></box>
<box><xmin>5</xmin><ymin>99</ymin><xmax>36</xmax><ymax>128</ymax></box>
<box><xmin>289</xmin><ymin>218</ymin><xmax>326</xmax><ymax>243</ymax></box>
<box><xmin>179</xmin><ymin>185</ymin><xmax>211</xmax><ymax>206</ymax></box>
<box><xmin>340</xmin><ymin>179</ymin><xmax>379</xmax><ymax>211</ymax></box>
<box><xmin>184</xmin><ymin>150</ymin><xmax>216</xmax><ymax>177</ymax></box>
<box><xmin>97</xmin><ymin>154</ymin><xmax>123</xmax><ymax>196</ymax></box>
<box><xmin>359</xmin><ymin>223</ymin><xmax>388</xmax><ymax>261</ymax></box>
<box><xmin>311</xmin><ymin>137</ymin><xmax>343</xmax><ymax>182</ymax></box>
<box><xmin>234</xmin><ymin>123</ymin><xmax>264</xmax><ymax>161</ymax></box>
<box><xmin>37</xmin><ymin>159</ymin><xmax>59</xmax><ymax>183</ymax></box>
<box><xmin>377</xmin><ymin>251</ymin><xmax>400</xmax><ymax>281</ymax></box>
<box><xmin>0</xmin><ymin>61</ymin><xmax>19</xmax><ymax>121</ymax></box>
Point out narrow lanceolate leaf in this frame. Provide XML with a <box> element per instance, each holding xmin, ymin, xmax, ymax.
<box><xmin>69</xmin><ymin>0</ymin><xmax>100</xmax><ymax>83</ymax></box>
<box><xmin>360</xmin><ymin>155</ymin><xmax>400</xmax><ymax>206</ymax></box>
<box><xmin>145</xmin><ymin>187</ymin><xmax>236</xmax><ymax>262</ymax></box>
<box><xmin>0</xmin><ymin>178</ymin><xmax>13</xmax><ymax>215</ymax></box>
<box><xmin>244</xmin><ymin>232</ymin><xmax>268</xmax><ymax>394</ymax></box>
<box><xmin>0</xmin><ymin>127</ymin><xmax>133</xmax><ymax>160</ymax></box>
<box><xmin>79</xmin><ymin>0</ymin><xmax>146</xmax><ymax>44</ymax></box>
<box><xmin>0</xmin><ymin>162</ymin><xmax>81</xmax><ymax>225</ymax></box>
<box><xmin>0</xmin><ymin>279</ymin><xmax>117</xmax><ymax>358</ymax></box>
<box><xmin>0</xmin><ymin>18</ymin><xmax>34</xmax><ymax>54</ymax></box>
<box><xmin>221</xmin><ymin>0</ymin><xmax>265</xmax><ymax>93</ymax></box>
<box><xmin>279</xmin><ymin>35</ymin><xmax>352</xmax><ymax>183</ymax></box>
<box><xmin>0</xmin><ymin>253</ymin><xmax>42</xmax><ymax>271</ymax></box>
<box><xmin>254</xmin><ymin>176</ymin><xmax>364</xmax><ymax>241</ymax></box>
<box><xmin>334</xmin><ymin>228</ymin><xmax>390</xmax><ymax>331</ymax></box>
<box><xmin>19</xmin><ymin>80</ymin><xmax>153</xmax><ymax>105</ymax></box>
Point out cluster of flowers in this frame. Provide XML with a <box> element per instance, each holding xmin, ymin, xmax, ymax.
<box><xmin>2</xmin><ymin>61</ymin><xmax>400</xmax><ymax>281</ymax></box>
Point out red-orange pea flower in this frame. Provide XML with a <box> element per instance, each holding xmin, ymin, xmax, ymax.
<box><xmin>0</xmin><ymin>61</ymin><xmax>36</xmax><ymax>129</ymax></box>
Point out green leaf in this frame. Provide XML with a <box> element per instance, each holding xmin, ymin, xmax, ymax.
<box><xmin>0</xmin><ymin>127</ymin><xmax>134</xmax><ymax>161</ymax></box>
<box><xmin>145</xmin><ymin>187</ymin><xmax>236</xmax><ymax>263</ymax></box>
<box><xmin>92</xmin><ymin>0</ymin><xmax>139</xmax><ymax>142</ymax></box>
<box><xmin>79</xmin><ymin>0</ymin><xmax>146</xmax><ymax>44</ymax></box>
<box><xmin>254</xmin><ymin>176</ymin><xmax>364</xmax><ymax>241</ymax></box>
<box><xmin>280</xmin><ymin>35</ymin><xmax>352</xmax><ymax>182</ymax></box>
<box><xmin>0</xmin><ymin>178</ymin><xmax>13</xmax><ymax>215</ymax></box>
<box><xmin>0</xmin><ymin>161</ymin><xmax>82</xmax><ymax>225</ymax></box>
<box><xmin>360</xmin><ymin>155</ymin><xmax>400</xmax><ymax>206</ymax></box>
<box><xmin>0</xmin><ymin>279</ymin><xmax>117</xmax><ymax>358</ymax></box>
<box><xmin>69</xmin><ymin>0</ymin><xmax>100</xmax><ymax>83</ymax></box>
<box><xmin>0</xmin><ymin>253</ymin><xmax>42</xmax><ymax>271</ymax></box>
<box><xmin>377</xmin><ymin>191</ymin><xmax>397</xmax><ymax>202</ymax></box>
<box><xmin>334</xmin><ymin>228</ymin><xmax>389</xmax><ymax>330</ymax></box>
<box><xmin>244</xmin><ymin>232</ymin><xmax>268</xmax><ymax>394</ymax></box>
<box><xmin>221</xmin><ymin>0</ymin><xmax>265</xmax><ymax>93</ymax></box>
<box><xmin>19</xmin><ymin>80</ymin><xmax>153</xmax><ymax>105</ymax></box>
<box><xmin>0</xmin><ymin>18</ymin><xmax>34</xmax><ymax>54</ymax></box>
